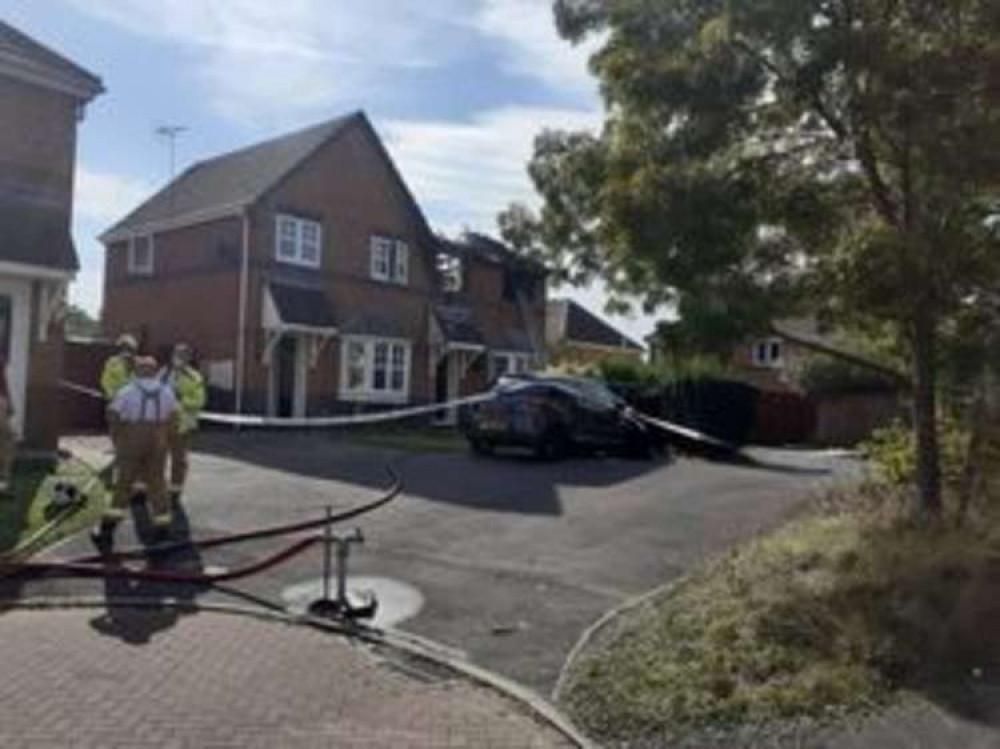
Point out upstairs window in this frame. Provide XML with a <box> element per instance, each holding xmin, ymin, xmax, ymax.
<box><xmin>437</xmin><ymin>253</ymin><xmax>463</xmax><ymax>293</ymax></box>
<box><xmin>275</xmin><ymin>214</ymin><xmax>322</xmax><ymax>269</ymax></box>
<box><xmin>128</xmin><ymin>234</ymin><xmax>154</xmax><ymax>276</ymax></box>
<box><xmin>370</xmin><ymin>236</ymin><xmax>409</xmax><ymax>285</ymax></box>
<box><xmin>752</xmin><ymin>338</ymin><xmax>784</xmax><ymax>368</ymax></box>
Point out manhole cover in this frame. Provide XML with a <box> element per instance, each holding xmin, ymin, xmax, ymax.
<box><xmin>281</xmin><ymin>576</ymin><xmax>424</xmax><ymax>628</ymax></box>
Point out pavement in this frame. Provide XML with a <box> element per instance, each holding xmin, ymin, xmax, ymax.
<box><xmin>0</xmin><ymin>606</ymin><xmax>572</xmax><ymax>748</ymax></box>
<box><xmin>0</xmin><ymin>432</ymin><xmax>857</xmax><ymax>748</ymax></box>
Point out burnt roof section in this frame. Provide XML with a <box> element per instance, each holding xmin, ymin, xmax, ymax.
<box><xmin>552</xmin><ymin>299</ymin><xmax>644</xmax><ymax>351</ymax></box>
<box><xmin>103</xmin><ymin>113</ymin><xmax>360</xmax><ymax>238</ymax></box>
<box><xmin>269</xmin><ymin>282</ymin><xmax>337</xmax><ymax>329</ymax></box>
<box><xmin>434</xmin><ymin>304</ymin><xmax>485</xmax><ymax>346</ymax></box>
<box><xmin>0</xmin><ymin>194</ymin><xmax>77</xmax><ymax>271</ymax></box>
<box><xmin>438</xmin><ymin>232</ymin><xmax>546</xmax><ymax>274</ymax></box>
<box><xmin>0</xmin><ymin>20</ymin><xmax>103</xmax><ymax>99</ymax></box>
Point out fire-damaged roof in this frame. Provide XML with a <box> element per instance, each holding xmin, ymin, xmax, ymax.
<box><xmin>438</xmin><ymin>233</ymin><xmax>546</xmax><ymax>275</ymax></box>
<box><xmin>433</xmin><ymin>304</ymin><xmax>485</xmax><ymax>347</ymax></box>
<box><xmin>267</xmin><ymin>282</ymin><xmax>337</xmax><ymax>330</ymax></box>
<box><xmin>548</xmin><ymin>299</ymin><xmax>644</xmax><ymax>351</ymax></box>
<box><xmin>0</xmin><ymin>195</ymin><xmax>78</xmax><ymax>271</ymax></box>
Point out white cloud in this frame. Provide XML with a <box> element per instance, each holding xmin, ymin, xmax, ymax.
<box><xmin>382</xmin><ymin>107</ymin><xmax>658</xmax><ymax>344</ymax></box>
<box><xmin>65</xmin><ymin>0</ymin><xmax>471</xmax><ymax>122</ymax></box>
<box><xmin>382</xmin><ymin>106</ymin><xmax>601</xmax><ymax>230</ymax></box>
<box><xmin>74</xmin><ymin>168</ymin><xmax>153</xmax><ymax>225</ymax></box>
<box><xmin>470</xmin><ymin>0</ymin><xmax>603</xmax><ymax>102</ymax></box>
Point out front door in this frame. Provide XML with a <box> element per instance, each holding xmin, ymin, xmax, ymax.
<box><xmin>0</xmin><ymin>279</ymin><xmax>30</xmax><ymax>436</ymax></box>
<box><xmin>276</xmin><ymin>337</ymin><xmax>296</xmax><ymax>418</ymax></box>
<box><xmin>434</xmin><ymin>353</ymin><xmax>461</xmax><ymax>425</ymax></box>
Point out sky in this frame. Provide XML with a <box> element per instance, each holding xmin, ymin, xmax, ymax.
<box><xmin>3</xmin><ymin>0</ymin><xmax>661</xmax><ymax>344</ymax></box>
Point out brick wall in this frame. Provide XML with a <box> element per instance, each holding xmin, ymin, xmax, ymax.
<box><xmin>0</xmin><ymin>76</ymin><xmax>76</xmax><ymax>208</ymax></box>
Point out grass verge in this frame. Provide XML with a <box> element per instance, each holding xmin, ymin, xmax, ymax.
<box><xmin>561</xmin><ymin>482</ymin><xmax>1000</xmax><ymax>745</ymax></box>
<box><xmin>0</xmin><ymin>457</ymin><xmax>109</xmax><ymax>557</ymax></box>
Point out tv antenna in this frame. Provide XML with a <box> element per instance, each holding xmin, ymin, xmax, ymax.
<box><xmin>155</xmin><ymin>125</ymin><xmax>187</xmax><ymax>183</ymax></box>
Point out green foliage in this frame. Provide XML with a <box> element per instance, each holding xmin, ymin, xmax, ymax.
<box><xmin>64</xmin><ymin>304</ymin><xmax>101</xmax><ymax>338</ymax></box>
<box><xmin>505</xmin><ymin>0</ymin><xmax>1000</xmax><ymax>513</ymax></box>
<box><xmin>799</xmin><ymin>356</ymin><xmax>899</xmax><ymax>396</ymax></box>
<box><xmin>863</xmin><ymin>419</ymin><xmax>969</xmax><ymax>490</ymax></box>
<box><xmin>590</xmin><ymin>355</ymin><xmax>726</xmax><ymax>388</ymax></box>
<box><xmin>562</xmin><ymin>485</ymin><xmax>1000</xmax><ymax>743</ymax></box>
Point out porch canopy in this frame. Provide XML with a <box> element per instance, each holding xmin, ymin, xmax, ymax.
<box><xmin>432</xmin><ymin>304</ymin><xmax>486</xmax><ymax>354</ymax></box>
<box><xmin>261</xmin><ymin>282</ymin><xmax>338</xmax><ymax>364</ymax></box>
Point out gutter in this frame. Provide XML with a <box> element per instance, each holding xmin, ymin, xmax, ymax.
<box><xmin>235</xmin><ymin>209</ymin><xmax>250</xmax><ymax>417</ymax></box>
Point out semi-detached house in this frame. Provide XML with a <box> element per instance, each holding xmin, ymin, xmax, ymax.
<box><xmin>100</xmin><ymin>111</ymin><xmax>546</xmax><ymax>419</ymax></box>
<box><xmin>0</xmin><ymin>20</ymin><xmax>102</xmax><ymax>450</ymax></box>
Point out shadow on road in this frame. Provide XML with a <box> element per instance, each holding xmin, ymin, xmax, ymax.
<box><xmin>89</xmin><ymin>496</ymin><xmax>207</xmax><ymax>645</ymax></box>
<box><xmin>193</xmin><ymin>430</ymin><xmax>668</xmax><ymax>517</ymax></box>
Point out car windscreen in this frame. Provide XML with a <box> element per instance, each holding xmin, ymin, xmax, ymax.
<box><xmin>548</xmin><ymin>378</ymin><xmax>623</xmax><ymax>410</ymax></box>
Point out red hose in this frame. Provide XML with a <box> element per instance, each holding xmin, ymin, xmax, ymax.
<box><xmin>6</xmin><ymin>535</ymin><xmax>321</xmax><ymax>585</ymax></box>
<box><xmin>68</xmin><ymin>463</ymin><xmax>402</xmax><ymax>566</ymax></box>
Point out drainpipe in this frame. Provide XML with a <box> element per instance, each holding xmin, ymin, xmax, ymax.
<box><xmin>235</xmin><ymin>208</ymin><xmax>250</xmax><ymax>418</ymax></box>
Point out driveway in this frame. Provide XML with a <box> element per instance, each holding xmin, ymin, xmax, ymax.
<box><xmin>42</xmin><ymin>432</ymin><xmax>853</xmax><ymax>695</ymax></box>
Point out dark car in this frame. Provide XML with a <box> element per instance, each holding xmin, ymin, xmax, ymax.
<box><xmin>459</xmin><ymin>374</ymin><xmax>662</xmax><ymax>460</ymax></box>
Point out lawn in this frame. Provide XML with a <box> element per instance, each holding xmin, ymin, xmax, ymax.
<box><xmin>560</xmin><ymin>481</ymin><xmax>1000</xmax><ymax>745</ymax></box>
<box><xmin>0</xmin><ymin>457</ymin><xmax>109</xmax><ymax>558</ymax></box>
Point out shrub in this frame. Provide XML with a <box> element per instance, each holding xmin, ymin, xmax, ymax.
<box><xmin>862</xmin><ymin>417</ymin><xmax>969</xmax><ymax>490</ymax></box>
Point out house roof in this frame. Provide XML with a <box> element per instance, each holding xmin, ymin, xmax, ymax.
<box><xmin>438</xmin><ymin>233</ymin><xmax>546</xmax><ymax>275</ymax></box>
<box><xmin>433</xmin><ymin>304</ymin><xmax>485</xmax><ymax>347</ymax></box>
<box><xmin>771</xmin><ymin>318</ymin><xmax>908</xmax><ymax>383</ymax></box>
<box><xmin>0</xmin><ymin>20</ymin><xmax>103</xmax><ymax>100</ymax></box>
<box><xmin>268</xmin><ymin>282</ymin><xmax>337</xmax><ymax>330</ymax></box>
<box><xmin>550</xmin><ymin>299</ymin><xmax>644</xmax><ymax>351</ymax></box>
<box><xmin>0</xmin><ymin>194</ymin><xmax>78</xmax><ymax>272</ymax></box>
<box><xmin>102</xmin><ymin>113</ymin><xmax>360</xmax><ymax>240</ymax></box>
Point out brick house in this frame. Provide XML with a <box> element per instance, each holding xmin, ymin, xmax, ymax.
<box><xmin>546</xmin><ymin>298</ymin><xmax>644</xmax><ymax>369</ymax></box>
<box><xmin>100</xmin><ymin>112</ymin><xmax>546</xmax><ymax>418</ymax></box>
<box><xmin>0</xmin><ymin>21</ymin><xmax>103</xmax><ymax>450</ymax></box>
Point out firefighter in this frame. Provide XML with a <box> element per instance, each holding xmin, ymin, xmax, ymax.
<box><xmin>160</xmin><ymin>342</ymin><xmax>205</xmax><ymax>498</ymax></box>
<box><xmin>100</xmin><ymin>334</ymin><xmax>138</xmax><ymax>400</ymax></box>
<box><xmin>91</xmin><ymin>356</ymin><xmax>179</xmax><ymax>552</ymax></box>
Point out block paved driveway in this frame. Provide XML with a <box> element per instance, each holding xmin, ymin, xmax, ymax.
<box><xmin>0</xmin><ymin>607</ymin><xmax>571</xmax><ymax>748</ymax></box>
<box><xmin>29</xmin><ymin>433</ymin><xmax>853</xmax><ymax>696</ymax></box>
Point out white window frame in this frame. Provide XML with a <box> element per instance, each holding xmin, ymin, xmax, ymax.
<box><xmin>370</xmin><ymin>235</ymin><xmax>409</xmax><ymax>285</ymax></box>
<box><xmin>127</xmin><ymin>234</ymin><xmax>155</xmax><ymax>276</ymax></box>
<box><xmin>339</xmin><ymin>335</ymin><xmax>412</xmax><ymax>403</ymax></box>
<box><xmin>752</xmin><ymin>338</ymin><xmax>784</xmax><ymax>368</ymax></box>
<box><xmin>275</xmin><ymin>214</ymin><xmax>323</xmax><ymax>269</ymax></box>
<box><xmin>491</xmin><ymin>352</ymin><xmax>533</xmax><ymax>380</ymax></box>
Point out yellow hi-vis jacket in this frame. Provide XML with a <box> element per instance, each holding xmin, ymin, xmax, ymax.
<box><xmin>100</xmin><ymin>355</ymin><xmax>133</xmax><ymax>400</ymax></box>
<box><xmin>165</xmin><ymin>365</ymin><xmax>206</xmax><ymax>434</ymax></box>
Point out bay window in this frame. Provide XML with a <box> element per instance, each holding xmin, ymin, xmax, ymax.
<box><xmin>340</xmin><ymin>336</ymin><xmax>411</xmax><ymax>401</ymax></box>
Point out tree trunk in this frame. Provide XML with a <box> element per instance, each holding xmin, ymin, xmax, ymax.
<box><xmin>911</xmin><ymin>311</ymin><xmax>943</xmax><ymax>521</ymax></box>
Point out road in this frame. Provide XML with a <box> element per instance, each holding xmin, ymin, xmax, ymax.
<box><xmin>38</xmin><ymin>432</ymin><xmax>854</xmax><ymax>695</ymax></box>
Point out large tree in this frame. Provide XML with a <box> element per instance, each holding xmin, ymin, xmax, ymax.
<box><xmin>504</xmin><ymin>0</ymin><xmax>1000</xmax><ymax>518</ymax></box>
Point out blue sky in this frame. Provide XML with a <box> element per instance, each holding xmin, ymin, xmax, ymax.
<box><xmin>3</xmin><ymin>0</ymin><xmax>660</xmax><ymax>343</ymax></box>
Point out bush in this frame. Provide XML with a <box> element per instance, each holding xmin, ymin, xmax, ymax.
<box><xmin>800</xmin><ymin>356</ymin><xmax>900</xmax><ymax>396</ymax></box>
<box><xmin>862</xmin><ymin>417</ymin><xmax>969</xmax><ymax>490</ymax></box>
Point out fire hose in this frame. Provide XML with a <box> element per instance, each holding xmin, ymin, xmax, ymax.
<box><xmin>0</xmin><ymin>463</ymin><xmax>403</xmax><ymax>589</ymax></box>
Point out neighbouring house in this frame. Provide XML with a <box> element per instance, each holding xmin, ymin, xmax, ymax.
<box><xmin>546</xmin><ymin>298</ymin><xmax>644</xmax><ymax>369</ymax></box>
<box><xmin>0</xmin><ymin>20</ymin><xmax>103</xmax><ymax>451</ymax></box>
<box><xmin>731</xmin><ymin>319</ymin><xmax>908</xmax><ymax>445</ymax></box>
<box><xmin>100</xmin><ymin>112</ymin><xmax>546</xmax><ymax>419</ymax></box>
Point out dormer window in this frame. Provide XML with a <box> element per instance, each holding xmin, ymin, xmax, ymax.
<box><xmin>128</xmin><ymin>234</ymin><xmax>154</xmax><ymax>276</ymax></box>
<box><xmin>370</xmin><ymin>236</ymin><xmax>409</xmax><ymax>285</ymax></box>
<box><xmin>276</xmin><ymin>214</ymin><xmax>322</xmax><ymax>269</ymax></box>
